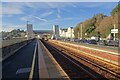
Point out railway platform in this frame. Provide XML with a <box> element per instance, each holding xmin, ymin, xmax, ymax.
<box><xmin>37</xmin><ymin>39</ymin><xmax>69</xmax><ymax>79</ymax></box>
<box><xmin>49</xmin><ymin>40</ymin><xmax>119</xmax><ymax>65</ymax></box>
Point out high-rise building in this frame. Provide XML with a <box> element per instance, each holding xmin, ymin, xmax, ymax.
<box><xmin>52</xmin><ymin>25</ymin><xmax>59</xmax><ymax>39</ymax></box>
<box><xmin>27</xmin><ymin>24</ymin><xmax>34</xmax><ymax>40</ymax></box>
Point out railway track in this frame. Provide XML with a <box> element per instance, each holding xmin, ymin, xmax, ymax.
<box><xmin>47</xmin><ymin>40</ymin><xmax>120</xmax><ymax>80</ymax></box>
<box><xmin>41</xmin><ymin>40</ymin><xmax>106</xmax><ymax>80</ymax></box>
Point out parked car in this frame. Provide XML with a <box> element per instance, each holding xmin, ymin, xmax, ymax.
<box><xmin>79</xmin><ymin>39</ymin><xmax>88</xmax><ymax>43</ymax></box>
<box><xmin>98</xmin><ymin>40</ymin><xmax>107</xmax><ymax>45</ymax></box>
<box><xmin>105</xmin><ymin>40</ymin><xmax>119</xmax><ymax>47</ymax></box>
<box><xmin>88</xmin><ymin>39</ymin><xmax>97</xmax><ymax>44</ymax></box>
<box><xmin>73</xmin><ymin>39</ymin><xmax>80</xmax><ymax>42</ymax></box>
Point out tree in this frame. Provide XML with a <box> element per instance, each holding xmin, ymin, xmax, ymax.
<box><xmin>111</xmin><ymin>3</ymin><xmax>120</xmax><ymax>16</ymax></box>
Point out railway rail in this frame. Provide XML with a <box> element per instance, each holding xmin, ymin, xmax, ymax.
<box><xmin>41</xmin><ymin>40</ymin><xmax>107</xmax><ymax>80</ymax></box>
<box><xmin>51</xmin><ymin>40</ymin><xmax>119</xmax><ymax>63</ymax></box>
<box><xmin>45</xmin><ymin>40</ymin><xmax>120</xmax><ymax>80</ymax></box>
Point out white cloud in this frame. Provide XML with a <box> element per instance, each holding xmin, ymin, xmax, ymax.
<box><xmin>45</xmin><ymin>2</ymin><xmax>78</xmax><ymax>9</ymax></box>
<box><xmin>25</xmin><ymin>2</ymin><xmax>37</xmax><ymax>9</ymax></box>
<box><xmin>3</xmin><ymin>14</ymin><xmax>13</xmax><ymax>17</ymax></box>
<box><xmin>2</xmin><ymin>7</ymin><xmax>23</xmax><ymax>15</ymax></box>
<box><xmin>36</xmin><ymin>17</ymin><xmax>78</xmax><ymax>29</ymax></box>
<box><xmin>58</xmin><ymin>8</ymin><xmax>61</xmax><ymax>13</ymax></box>
<box><xmin>1</xmin><ymin>0</ymin><xmax>119</xmax><ymax>2</ymax></box>
<box><xmin>1</xmin><ymin>2</ymin><xmax>118</xmax><ymax>15</ymax></box>
<box><xmin>47</xmin><ymin>17</ymin><xmax>76</xmax><ymax>23</ymax></box>
<box><xmin>20</xmin><ymin>16</ymin><xmax>31</xmax><ymax>21</ymax></box>
<box><xmin>20</xmin><ymin>2</ymin><xmax>78</xmax><ymax>9</ymax></box>
<box><xmin>57</xmin><ymin>14</ymin><xmax>61</xmax><ymax>18</ymax></box>
<box><xmin>1</xmin><ymin>3</ymin><xmax>24</xmax><ymax>15</ymax></box>
<box><xmin>40</xmin><ymin>11</ymin><xmax>53</xmax><ymax>18</ymax></box>
<box><xmin>33</xmin><ymin>16</ymin><xmax>47</xmax><ymax>22</ymax></box>
<box><xmin>57</xmin><ymin>9</ymin><xmax>61</xmax><ymax>18</ymax></box>
<box><xmin>75</xmin><ymin>2</ymin><xmax>118</xmax><ymax>9</ymax></box>
<box><xmin>2</xmin><ymin>24</ymin><xmax>26</xmax><ymax>32</ymax></box>
<box><xmin>20</xmin><ymin>15</ymin><xmax>47</xmax><ymax>22</ymax></box>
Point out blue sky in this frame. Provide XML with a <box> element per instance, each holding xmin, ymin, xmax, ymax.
<box><xmin>1</xmin><ymin>2</ymin><xmax>118</xmax><ymax>31</ymax></box>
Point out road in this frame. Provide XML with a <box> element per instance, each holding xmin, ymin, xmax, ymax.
<box><xmin>2</xmin><ymin>39</ymin><xmax>39</xmax><ymax>79</ymax></box>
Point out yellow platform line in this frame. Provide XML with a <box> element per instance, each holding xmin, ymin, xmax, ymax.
<box><xmin>29</xmin><ymin>42</ymin><xmax>37</xmax><ymax>80</ymax></box>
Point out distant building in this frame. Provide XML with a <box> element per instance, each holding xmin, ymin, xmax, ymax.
<box><xmin>59</xmin><ymin>28</ymin><xmax>67</xmax><ymax>38</ymax></box>
<box><xmin>52</xmin><ymin>25</ymin><xmax>59</xmax><ymax>39</ymax></box>
<box><xmin>66</xmin><ymin>27</ymin><xmax>74</xmax><ymax>38</ymax></box>
<box><xmin>27</xmin><ymin>24</ymin><xmax>34</xmax><ymax>40</ymax></box>
<box><xmin>20</xmin><ymin>32</ymin><xmax>26</xmax><ymax>38</ymax></box>
<box><xmin>60</xmin><ymin>27</ymin><xmax>74</xmax><ymax>38</ymax></box>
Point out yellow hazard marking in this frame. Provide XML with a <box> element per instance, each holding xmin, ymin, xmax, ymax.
<box><xmin>29</xmin><ymin>42</ymin><xmax>37</xmax><ymax>80</ymax></box>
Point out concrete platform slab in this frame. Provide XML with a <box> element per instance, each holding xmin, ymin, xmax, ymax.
<box><xmin>37</xmin><ymin>40</ymin><xmax>69</xmax><ymax>79</ymax></box>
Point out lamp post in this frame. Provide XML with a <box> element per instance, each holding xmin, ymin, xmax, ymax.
<box><xmin>65</xmin><ymin>30</ymin><xmax>67</xmax><ymax>39</ymax></box>
<box><xmin>80</xmin><ymin>23</ymin><xmax>83</xmax><ymax>39</ymax></box>
<box><xmin>98</xmin><ymin>31</ymin><xmax>101</xmax><ymax>42</ymax></box>
<box><xmin>26</xmin><ymin>21</ymin><xmax>29</xmax><ymax>40</ymax></box>
<box><xmin>113</xmin><ymin>24</ymin><xmax>116</xmax><ymax>41</ymax></box>
<box><xmin>71</xmin><ymin>27</ymin><xmax>73</xmax><ymax>40</ymax></box>
<box><xmin>77</xmin><ymin>28</ymin><xmax>79</xmax><ymax>39</ymax></box>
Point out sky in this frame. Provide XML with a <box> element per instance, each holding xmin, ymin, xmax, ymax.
<box><xmin>1</xmin><ymin>2</ymin><xmax>118</xmax><ymax>32</ymax></box>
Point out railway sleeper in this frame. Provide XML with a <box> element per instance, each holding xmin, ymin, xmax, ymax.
<box><xmin>45</xmin><ymin>41</ymin><xmax>120</xmax><ymax>79</ymax></box>
<box><xmin>52</xmin><ymin>43</ymin><xmax>120</xmax><ymax>77</ymax></box>
<box><xmin>71</xmin><ymin>53</ymin><xmax>118</xmax><ymax>78</ymax></box>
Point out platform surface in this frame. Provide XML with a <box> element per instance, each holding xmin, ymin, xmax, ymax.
<box><xmin>38</xmin><ymin>40</ymin><xmax>68</xmax><ymax>79</ymax></box>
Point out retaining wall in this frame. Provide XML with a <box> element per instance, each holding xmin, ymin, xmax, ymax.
<box><xmin>1</xmin><ymin>38</ymin><xmax>35</xmax><ymax>61</ymax></box>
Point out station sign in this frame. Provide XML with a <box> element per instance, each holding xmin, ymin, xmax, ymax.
<box><xmin>111</xmin><ymin>29</ymin><xmax>118</xmax><ymax>33</ymax></box>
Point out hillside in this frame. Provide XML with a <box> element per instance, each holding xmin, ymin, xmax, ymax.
<box><xmin>74</xmin><ymin>4</ymin><xmax>119</xmax><ymax>39</ymax></box>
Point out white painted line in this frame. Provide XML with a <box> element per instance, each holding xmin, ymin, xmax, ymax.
<box><xmin>16</xmin><ymin>68</ymin><xmax>31</xmax><ymax>74</ymax></box>
<box><xmin>56</xmin><ymin>41</ymin><xmax>118</xmax><ymax>55</ymax></box>
<box><xmin>29</xmin><ymin>42</ymin><xmax>37</xmax><ymax>79</ymax></box>
<box><xmin>50</xmin><ymin>40</ymin><xmax>119</xmax><ymax>66</ymax></box>
<box><xmin>77</xmin><ymin>45</ymin><xmax>118</xmax><ymax>55</ymax></box>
